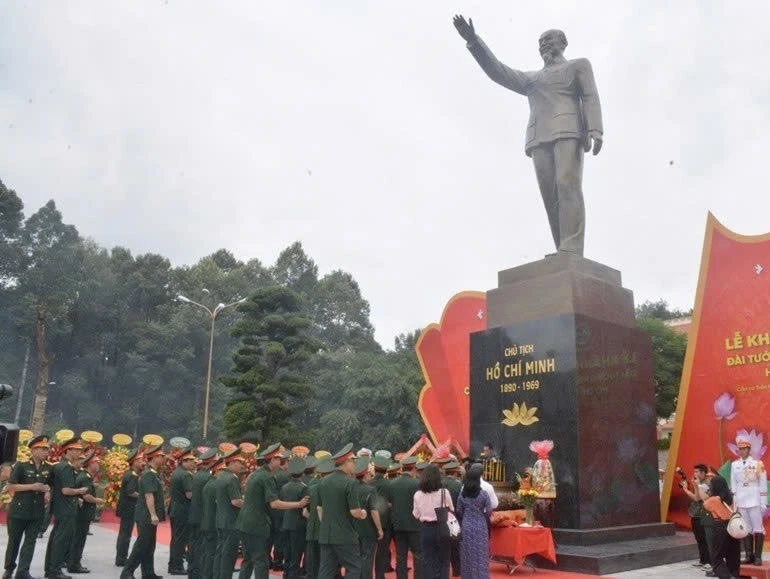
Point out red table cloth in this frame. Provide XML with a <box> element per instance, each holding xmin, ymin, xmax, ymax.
<box><xmin>489</xmin><ymin>525</ymin><xmax>557</xmax><ymax>564</ymax></box>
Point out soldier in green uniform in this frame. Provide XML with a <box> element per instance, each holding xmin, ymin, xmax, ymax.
<box><xmin>237</xmin><ymin>443</ymin><xmax>309</xmax><ymax>579</ymax></box>
<box><xmin>442</xmin><ymin>461</ymin><xmax>463</xmax><ymax>577</ymax></box>
<box><xmin>270</xmin><ymin>450</ymin><xmax>291</xmax><ymax>572</ymax></box>
<box><xmin>354</xmin><ymin>457</ymin><xmax>384</xmax><ymax>579</ymax></box>
<box><xmin>44</xmin><ymin>438</ymin><xmax>88</xmax><ymax>579</ymax></box>
<box><xmin>281</xmin><ymin>457</ymin><xmax>310</xmax><ymax>579</ymax></box>
<box><xmin>372</xmin><ymin>455</ymin><xmax>392</xmax><ymax>579</ymax></box>
<box><xmin>3</xmin><ymin>435</ymin><xmax>52</xmax><ymax>579</ymax></box>
<box><xmin>318</xmin><ymin>443</ymin><xmax>368</xmax><ymax>579</ymax></box>
<box><xmin>168</xmin><ymin>447</ymin><xmax>196</xmax><ymax>575</ymax></box>
<box><xmin>388</xmin><ymin>456</ymin><xmax>422</xmax><ymax>579</ymax></box>
<box><xmin>120</xmin><ymin>444</ymin><xmax>167</xmax><ymax>579</ymax></box>
<box><xmin>201</xmin><ymin>458</ymin><xmax>226</xmax><ymax>579</ymax></box>
<box><xmin>215</xmin><ymin>448</ymin><xmax>247</xmax><ymax>579</ymax></box>
<box><xmin>115</xmin><ymin>449</ymin><xmax>145</xmax><ymax>567</ymax></box>
<box><xmin>306</xmin><ymin>458</ymin><xmax>334</xmax><ymax>579</ymax></box>
<box><xmin>68</xmin><ymin>450</ymin><xmax>105</xmax><ymax>573</ymax></box>
<box><xmin>187</xmin><ymin>449</ymin><xmax>218</xmax><ymax>579</ymax></box>
<box><xmin>299</xmin><ymin>457</ymin><xmax>317</xmax><ymax>577</ymax></box>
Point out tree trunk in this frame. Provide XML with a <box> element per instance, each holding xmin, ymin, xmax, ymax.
<box><xmin>29</xmin><ymin>303</ymin><xmax>53</xmax><ymax>434</ymax></box>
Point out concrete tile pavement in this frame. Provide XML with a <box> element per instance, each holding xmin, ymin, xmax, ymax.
<box><xmin>0</xmin><ymin>521</ymin><xmax>732</xmax><ymax>578</ymax></box>
<box><xmin>0</xmin><ymin>522</ymin><xmax>172</xmax><ymax>578</ymax></box>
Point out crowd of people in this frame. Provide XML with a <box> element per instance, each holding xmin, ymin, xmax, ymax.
<box><xmin>1</xmin><ymin>435</ymin><xmax>501</xmax><ymax>579</ymax></box>
<box><xmin>679</xmin><ymin>437</ymin><xmax>767</xmax><ymax>579</ymax></box>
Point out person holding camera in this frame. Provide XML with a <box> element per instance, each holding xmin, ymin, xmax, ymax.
<box><xmin>679</xmin><ymin>464</ymin><xmax>711</xmax><ymax>569</ymax></box>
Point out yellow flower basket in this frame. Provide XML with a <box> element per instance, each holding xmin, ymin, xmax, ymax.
<box><xmin>112</xmin><ymin>434</ymin><xmax>132</xmax><ymax>447</ymax></box>
<box><xmin>142</xmin><ymin>434</ymin><xmax>164</xmax><ymax>447</ymax></box>
<box><xmin>80</xmin><ymin>431</ymin><xmax>103</xmax><ymax>444</ymax></box>
<box><xmin>55</xmin><ymin>429</ymin><xmax>74</xmax><ymax>443</ymax></box>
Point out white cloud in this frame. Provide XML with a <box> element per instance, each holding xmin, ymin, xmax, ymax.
<box><xmin>2</xmin><ymin>1</ymin><xmax>770</xmax><ymax>345</ymax></box>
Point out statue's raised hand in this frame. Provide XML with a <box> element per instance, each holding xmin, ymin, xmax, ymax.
<box><xmin>453</xmin><ymin>15</ymin><xmax>476</xmax><ymax>43</ymax></box>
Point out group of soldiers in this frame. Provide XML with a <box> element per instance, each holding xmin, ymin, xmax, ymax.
<box><xmin>3</xmin><ymin>435</ymin><xmax>105</xmax><ymax>579</ymax></box>
<box><xmin>1</xmin><ymin>435</ymin><xmax>469</xmax><ymax>579</ymax></box>
<box><xmin>112</xmin><ymin>441</ymin><xmax>467</xmax><ymax>579</ymax></box>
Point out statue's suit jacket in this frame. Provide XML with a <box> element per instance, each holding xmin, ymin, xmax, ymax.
<box><xmin>467</xmin><ymin>37</ymin><xmax>603</xmax><ymax>157</ymax></box>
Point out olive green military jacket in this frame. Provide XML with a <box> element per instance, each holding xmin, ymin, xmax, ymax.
<box><xmin>51</xmin><ymin>460</ymin><xmax>80</xmax><ymax>519</ymax></box>
<box><xmin>443</xmin><ymin>476</ymin><xmax>462</xmax><ymax>506</ymax></box>
<box><xmin>188</xmin><ymin>469</ymin><xmax>212</xmax><ymax>526</ymax></box>
<box><xmin>169</xmin><ymin>467</ymin><xmax>193</xmax><ymax>521</ymax></box>
<box><xmin>355</xmin><ymin>480</ymin><xmax>378</xmax><ymax>539</ymax></box>
<box><xmin>236</xmin><ymin>468</ymin><xmax>277</xmax><ymax>537</ymax></box>
<box><xmin>271</xmin><ymin>470</ymin><xmax>289</xmax><ymax>529</ymax></box>
<box><xmin>116</xmin><ymin>470</ymin><xmax>139</xmax><ymax>519</ymax></box>
<box><xmin>388</xmin><ymin>474</ymin><xmax>419</xmax><ymax>532</ymax></box>
<box><xmin>214</xmin><ymin>470</ymin><xmax>242</xmax><ymax>531</ymax></box>
<box><xmin>280</xmin><ymin>477</ymin><xmax>309</xmax><ymax>532</ymax></box>
<box><xmin>8</xmin><ymin>460</ymin><xmax>51</xmax><ymax>520</ymax></box>
<box><xmin>200</xmin><ymin>475</ymin><xmax>219</xmax><ymax>533</ymax></box>
<box><xmin>75</xmin><ymin>470</ymin><xmax>96</xmax><ymax>522</ymax></box>
<box><xmin>318</xmin><ymin>470</ymin><xmax>359</xmax><ymax>545</ymax></box>
<box><xmin>371</xmin><ymin>474</ymin><xmax>391</xmax><ymax>528</ymax></box>
<box><xmin>135</xmin><ymin>467</ymin><xmax>166</xmax><ymax>525</ymax></box>
<box><xmin>305</xmin><ymin>479</ymin><xmax>321</xmax><ymax>542</ymax></box>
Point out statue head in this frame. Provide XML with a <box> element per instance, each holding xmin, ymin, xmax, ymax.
<box><xmin>539</xmin><ymin>29</ymin><xmax>567</xmax><ymax>64</ymax></box>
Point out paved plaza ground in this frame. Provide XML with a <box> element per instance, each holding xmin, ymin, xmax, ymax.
<box><xmin>0</xmin><ymin>519</ymin><xmax>721</xmax><ymax>578</ymax></box>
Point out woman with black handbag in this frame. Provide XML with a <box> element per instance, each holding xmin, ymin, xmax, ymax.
<box><xmin>412</xmin><ymin>465</ymin><xmax>454</xmax><ymax>579</ymax></box>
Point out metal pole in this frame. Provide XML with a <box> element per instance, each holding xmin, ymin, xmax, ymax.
<box><xmin>14</xmin><ymin>341</ymin><xmax>31</xmax><ymax>424</ymax></box>
<box><xmin>203</xmin><ymin>312</ymin><xmax>217</xmax><ymax>440</ymax></box>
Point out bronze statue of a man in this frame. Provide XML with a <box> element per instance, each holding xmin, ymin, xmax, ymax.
<box><xmin>453</xmin><ymin>16</ymin><xmax>603</xmax><ymax>256</ymax></box>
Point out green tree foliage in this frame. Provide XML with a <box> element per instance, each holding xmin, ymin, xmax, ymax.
<box><xmin>635</xmin><ymin>299</ymin><xmax>691</xmax><ymax>321</ymax></box>
<box><xmin>636</xmin><ymin>316</ymin><xmax>688</xmax><ymax>419</ymax></box>
<box><xmin>221</xmin><ymin>287</ymin><xmax>320</xmax><ymax>443</ymax></box>
<box><xmin>0</xmin><ymin>179</ymin><xmax>426</xmax><ymax>451</ymax></box>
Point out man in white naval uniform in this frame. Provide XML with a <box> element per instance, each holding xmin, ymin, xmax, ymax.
<box><xmin>730</xmin><ymin>437</ymin><xmax>767</xmax><ymax>564</ymax></box>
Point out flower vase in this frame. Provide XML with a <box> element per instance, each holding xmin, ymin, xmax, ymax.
<box><xmin>525</xmin><ymin>506</ymin><xmax>534</xmax><ymax>526</ymax></box>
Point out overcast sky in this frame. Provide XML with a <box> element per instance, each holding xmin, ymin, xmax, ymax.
<box><xmin>2</xmin><ymin>1</ymin><xmax>769</xmax><ymax>347</ymax></box>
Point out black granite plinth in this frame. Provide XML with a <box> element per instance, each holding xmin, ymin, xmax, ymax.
<box><xmin>470</xmin><ymin>313</ymin><xmax>660</xmax><ymax>529</ymax></box>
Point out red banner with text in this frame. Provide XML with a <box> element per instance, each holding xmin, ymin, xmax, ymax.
<box><xmin>663</xmin><ymin>214</ymin><xmax>770</xmax><ymax>527</ymax></box>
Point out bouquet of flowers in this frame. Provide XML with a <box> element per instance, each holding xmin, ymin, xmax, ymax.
<box><xmin>517</xmin><ymin>488</ymin><xmax>539</xmax><ymax>509</ymax></box>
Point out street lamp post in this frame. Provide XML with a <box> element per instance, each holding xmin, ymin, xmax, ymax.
<box><xmin>178</xmin><ymin>294</ymin><xmax>246</xmax><ymax>440</ymax></box>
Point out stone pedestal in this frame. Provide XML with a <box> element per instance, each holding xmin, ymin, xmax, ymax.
<box><xmin>470</xmin><ymin>254</ymin><xmax>697</xmax><ymax>572</ymax></box>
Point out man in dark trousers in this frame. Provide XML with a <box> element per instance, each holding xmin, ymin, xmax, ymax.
<box><xmin>317</xmin><ymin>443</ymin><xmax>367</xmax><ymax>579</ymax></box>
<box><xmin>237</xmin><ymin>443</ymin><xmax>309</xmax><ymax>579</ymax></box>
<box><xmin>115</xmin><ymin>449</ymin><xmax>145</xmax><ymax>567</ymax></box>
<box><xmin>215</xmin><ymin>448</ymin><xmax>246</xmax><ymax>579</ymax></box>
<box><xmin>280</xmin><ymin>457</ymin><xmax>309</xmax><ymax>579</ymax></box>
<box><xmin>168</xmin><ymin>447</ymin><xmax>196</xmax><ymax>575</ymax></box>
<box><xmin>121</xmin><ymin>444</ymin><xmax>167</xmax><ymax>579</ymax></box>
<box><xmin>270</xmin><ymin>450</ymin><xmax>291</xmax><ymax>572</ymax></box>
<box><xmin>44</xmin><ymin>438</ymin><xmax>88</xmax><ymax>579</ymax></box>
<box><xmin>3</xmin><ymin>435</ymin><xmax>52</xmax><ymax>579</ymax></box>
<box><xmin>68</xmin><ymin>450</ymin><xmax>105</xmax><ymax>573</ymax></box>
<box><xmin>371</xmin><ymin>455</ymin><xmax>392</xmax><ymax>579</ymax></box>
<box><xmin>305</xmin><ymin>458</ymin><xmax>334</xmax><ymax>579</ymax></box>
<box><xmin>354</xmin><ymin>457</ymin><xmax>384</xmax><ymax>579</ymax></box>
<box><xmin>187</xmin><ymin>448</ymin><xmax>218</xmax><ymax>579</ymax></box>
<box><xmin>200</xmin><ymin>458</ymin><xmax>226</xmax><ymax>579</ymax></box>
<box><xmin>388</xmin><ymin>456</ymin><xmax>422</xmax><ymax>579</ymax></box>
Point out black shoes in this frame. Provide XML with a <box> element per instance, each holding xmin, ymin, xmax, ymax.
<box><xmin>66</xmin><ymin>566</ymin><xmax>89</xmax><ymax>574</ymax></box>
<box><xmin>168</xmin><ymin>569</ymin><xmax>187</xmax><ymax>576</ymax></box>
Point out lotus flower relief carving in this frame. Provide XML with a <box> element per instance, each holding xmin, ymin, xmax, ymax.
<box><xmin>501</xmin><ymin>402</ymin><xmax>539</xmax><ymax>427</ymax></box>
